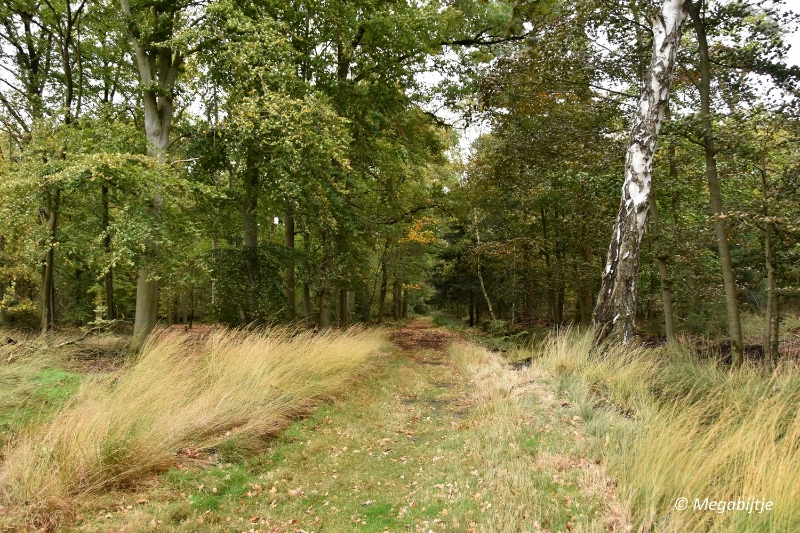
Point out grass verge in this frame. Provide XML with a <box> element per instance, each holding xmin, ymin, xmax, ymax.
<box><xmin>531</xmin><ymin>331</ymin><xmax>800</xmax><ymax>532</ymax></box>
<box><xmin>0</xmin><ymin>327</ymin><xmax>385</xmax><ymax>530</ymax></box>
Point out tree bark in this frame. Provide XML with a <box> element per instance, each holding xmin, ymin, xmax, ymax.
<box><xmin>392</xmin><ymin>279</ymin><xmax>401</xmax><ymax>320</ymax></box>
<box><xmin>318</xmin><ymin>232</ymin><xmax>331</xmax><ymax>328</ymax></box>
<box><xmin>121</xmin><ymin>0</ymin><xmax>182</xmax><ymax>349</ymax></box>
<box><xmin>764</xmin><ymin>220</ymin><xmax>777</xmax><ymax>363</ymax></box>
<box><xmin>303</xmin><ymin>281</ymin><xmax>312</xmax><ymax>324</ymax></box>
<box><xmin>689</xmin><ymin>1</ymin><xmax>743</xmax><ymax>365</ymax></box>
<box><xmin>102</xmin><ymin>184</ymin><xmax>115</xmax><ymax>320</ymax></box>
<box><xmin>474</xmin><ymin>220</ymin><xmax>496</xmax><ymax>320</ymax></box>
<box><xmin>523</xmin><ymin>242</ymin><xmax>534</xmax><ymax>319</ymax></box>
<box><xmin>649</xmin><ymin>199</ymin><xmax>675</xmax><ymax>340</ymax></box>
<box><xmin>593</xmin><ymin>0</ymin><xmax>689</xmax><ymax>346</ymax></box>
<box><xmin>339</xmin><ymin>287</ymin><xmax>348</xmax><ymax>328</ymax></box>
<box><xmin>469</xmin><ymin>288</ymin><xmax>474</xmax><ymax>327</ymax></box>
<box><xmin>40</xmin><ymin>187</ymin><xmax>60</xmax><ymax>332</ymax></box>
<box><xmin>284</xmin><ymin>202</ymin><xmax>296</xmax><ymax>321</ymax></box>
<box><xmin>377</xmin><ymin>263</ymin><xmax>387</xmax><ymax>324</ymax></box>
<box><xmin>303</xmin><ymin>230</ymin><xmax>313</xmax><ymax>326</ymax></box>
<box><xmin>541</xmin><ymin>207</ymin><xmax>557</xmax><ymax>322</ymax></box>
<box><xmin>243</xmin><ymin>147</ymin><xmax>259</xmax><ymax>321</ymax></box>
<box><xmin>761</xmin><ymin>167</ymin><xmax>778</xmax><ymax>364</ymax></box>
<box><xmin>0</xmin><ymin>283</ymin><xmax>7</xmax><ymax>326</ymax></box>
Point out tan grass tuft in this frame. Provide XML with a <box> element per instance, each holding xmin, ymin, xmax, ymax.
<box><xmin>532</xmin><ymin>329</ymin><xmax>800</xmax><ymax>532</ymax></box>
<box><xmin>0</xmin><ymin>326</ymin><xmax>385</xmax><ymax>528</ymax></box>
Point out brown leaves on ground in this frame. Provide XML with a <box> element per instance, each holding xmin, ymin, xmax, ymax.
<box><xmin>391</xmin><ymin>319</ymin><xmax>454</xmax><ymax>352</ymax></box>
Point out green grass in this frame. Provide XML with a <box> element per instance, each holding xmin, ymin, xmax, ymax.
<box><xmin>0</xmin><ymin>341</ymin><xmax>84</xmax><ymax>452</ymax></box>
<box><xmin>62</xmin><ymin>331</ymin><xmax>611</xmax><ymax>533</ymax></box>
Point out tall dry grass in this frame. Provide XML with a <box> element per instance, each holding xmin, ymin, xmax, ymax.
<box><xmin>532</xmin><ymin>331</ymin><xmax>800</xmax><ymax>532</ymax></box>
<box><xmin>0</xmin><ymin>326</ymin><xmax>385</xmax><ymax>528</ymax></box>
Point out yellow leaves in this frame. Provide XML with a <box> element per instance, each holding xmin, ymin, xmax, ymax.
<box><xmin>398</xmin><ymin>216</ymin><xmax>437</xmax><ymax>245</ymax></box>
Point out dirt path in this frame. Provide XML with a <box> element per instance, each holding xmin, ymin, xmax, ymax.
<box><xmin>80</xmin><ymin>320</ymin><xmax>625</xmax><ymax>533</ymax></box>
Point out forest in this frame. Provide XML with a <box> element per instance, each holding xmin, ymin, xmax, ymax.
<box><xmin>1</xmin><ymin>0</ymin><xmax>800</xmax><ymax>530</ymax></box>
<box><xmin>1</xmin><ymin>0</ymin><xmax>798</xmax><ymax>356</ymax></box>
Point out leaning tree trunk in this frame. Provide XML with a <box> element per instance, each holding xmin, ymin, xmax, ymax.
<box><xmin>594</xmin><ymin>0</ymin><xmax>689</xmax><ymax>346</ymax></box>
<box><xmin>688</xmin><ymin>2</ymin><xmax>743</xmax><ymax>365</ymax></box>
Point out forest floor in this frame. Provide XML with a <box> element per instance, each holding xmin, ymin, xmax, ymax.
<box><xmin>51</xmin><ymin>319</ymin><xmax>626</xmax><ymax>533</ymax></box>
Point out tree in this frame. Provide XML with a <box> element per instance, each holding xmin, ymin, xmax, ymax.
<box><xmin>119</xmin><ymin>0</ymin><xmax>193</xmax><ymax>347</ymax></box>
<box><xmin>593</xmin><ymin>0</ymin><xmax>690</xmax><ymax>346</ymax></box>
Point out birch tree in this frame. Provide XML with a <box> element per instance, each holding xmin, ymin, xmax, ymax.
<box><xmin>593</xmin><ymin>0</ymin><xmax>690</xmax><ymax>346</ymax></box>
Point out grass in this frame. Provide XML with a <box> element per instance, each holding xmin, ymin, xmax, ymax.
<box><xmin>56</xmin><ymin>325</ymin><xmax>616</xmax><ymax>533</ymax></box>
<box><xmin>5</xmin><ymin>319</ymin><xmax>796</xmax><ymax>532</ymax></box>
<box><xmin>530</xmin><ymin>330</ymin><xmax>800</xmax><ymax>532</ymax></box>
<box><xmin>0</xmin><ymin>326</ymin><xmax>386</xmax><ymax>530</ymax></box>
<box><xmin>0</xmin><ymin>331</ymin><xmax>88</xmax><ymax>453</ymax></box>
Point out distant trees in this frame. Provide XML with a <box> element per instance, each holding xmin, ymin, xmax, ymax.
<box><xmin>436</xmin><ymin>0</ymin><xmax>800</xmax><ymax>359</ymax></box>
<box><xmin>0</xmin><ymin>0</ymin><xmax>481</xmax><ymax>335</ymax></box>
<box><xmin>1</xmin><ymin>0</ymin><xmax>798</xmax><ymax>355</ymax></box>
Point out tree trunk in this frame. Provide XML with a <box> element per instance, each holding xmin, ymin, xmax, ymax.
<box><xmin>339</xmin><ymin>287</ymin><xmax>348</xmax><ymax>328</ymax></box>
<box><xmin>401</xmin><ymin>288</ymin><xmax>408</xmax><ymax>318</ymax></box>
<box><xmin>41</xmin><ymin>187</ymin><xmax>60</xmax><ymax>332</ymax></box>
<box><xmin>761</xmin><ymin>167</ymin><xmax>778</xmax><ymax>364</ymax></box>
<box><xmin>303</xmin><ymin>282</ymin><xmax>312</xmax><ymax>324</ymax></box>
<box><xmin>284</xmin><ymin>202</ymin><xmax>296</xmax><ymax>321</ymax></box>
<box><xmin>319</xmin><ymin>233</ymin><xmax>331</xmax><ymax>328</ymax></box>
<box><xmin>319</xmin><ymin>280</ymin><xmax>331</xmax><ymax>328</ymax></box>
<box><xmin>580</xmin><ymin>248</ymin><xmax>594</xmax><ymax>327</ymax></box>
<box><xmin>523</xmin><ymin>242</ymin><xmax>534</xmax><ymax>319</ymax></box>
<box><xmin>303</xmin><ymin>230</ymin><xmax>313</xmax><ymax>326</ymax></box>
<box><xmin>392</xmin><ymin>279</ymin><xmax>401</xmax><ymax>320</ymax></box>
<box><xmin>469</xmin><ymin>288</ymin><xmax>475</xmax><ymax>327</ymax></box>
<box><xmin>243</xmin><ymin>147</ymin><xmax>259</xmax><ymax>321</ymax></box>
<box><xmin>121</xmin><ymin>0</ymin><xmax>182</xmax><ymax>349</ymax></box>
<box><xmin>541</xmin><ymin>207</ymin><xmax>557</xmax><ymax>322</ymax></box>
<box><xmin>474</xmin><ymin>218</ymin><xmax>496</xmax><ymax>320</ymax></box>
<box><xmin>771</xmin><ymin>294</ymin><xmax>779</xmax><ymax>363</ymax></box>
<box><xmin>689</xmin><ymin>2</ymin><xmax>743</xmax><ymax>365</ymax></box>
<box><xmin>593</xmin><ymin>0</ymin><xmax>689</xmax><ymax>346</ymax></box>
<box><xmin>764</xmin><ymin>221</ymin><xmax>777</xmax><ymax>363</ymax></box>
<box><xmin>0</xmin><ymin>283</ymin><xmax>7</xmax><ymax>326</ymax></box>
<box><xmin>650</xmin><ymin>199</ymin><xmax>675</xmax><ymax>340</ymax></box>
<box><xmin>101</xmin><ymin>184</ymin><xmax>115</xmax><ymax>320</ymax></box>
<box><xmin>377</xmin><ymin>263</ymin><xmax>387</xmax><ymax>324</ymax></box>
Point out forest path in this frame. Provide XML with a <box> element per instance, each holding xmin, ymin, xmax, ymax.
<box><xmin>83</xmin><ymin>320</ymin><xmax>626</xmax><ymax>533</ymax></box>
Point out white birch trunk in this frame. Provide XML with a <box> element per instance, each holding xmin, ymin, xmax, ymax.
<box><xmin>593</xmin><ymin>0</ymin><xmax>689</xmax><ymax>346</ymax></box>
